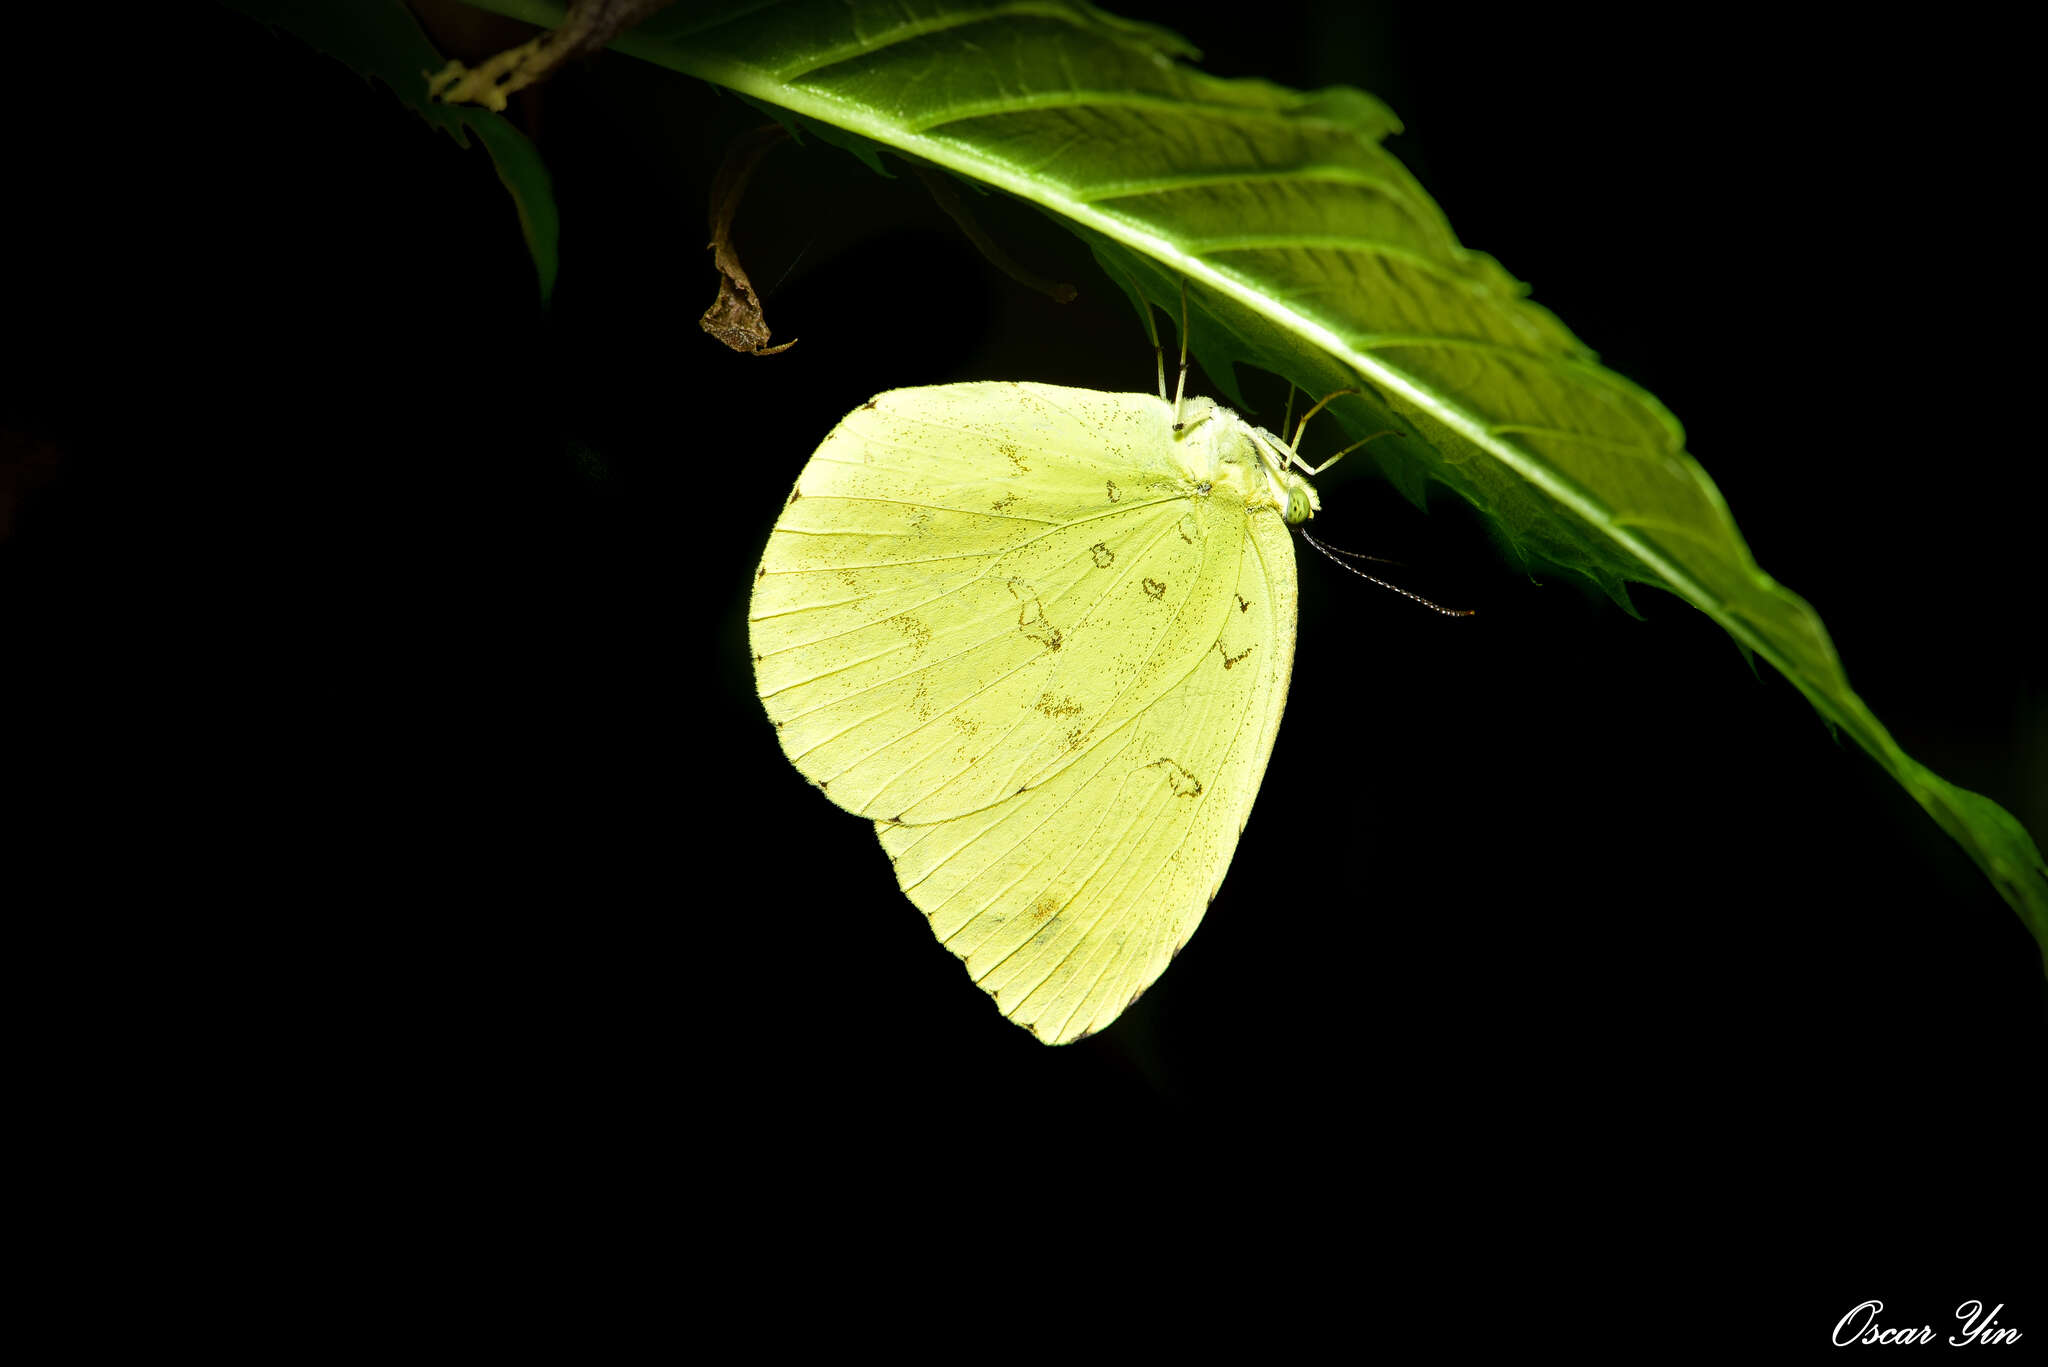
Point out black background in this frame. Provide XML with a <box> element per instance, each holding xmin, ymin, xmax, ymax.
<box><xmin>8</xmin><ymin>0</ymin><xmax>2041</xmax><ymax>1339</ymax></box>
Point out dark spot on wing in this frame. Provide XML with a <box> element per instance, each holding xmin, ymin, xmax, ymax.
<box><xmin>991</xmin><ymin>493</ymin><xmax>1019</xmax><ymax>512</ymax></box>
<box><xmin>1142</xmin><ymin>578</ymin><xmax>1166</xmax><ymax>600</ymax></box>
<box><xmin>1008</xmin><ymin>580</ymin><xmax>1063</xmax><ymax>650</ymax></box>
<box><xmin>1105</xmin><ymin>479</ymin><xmax>1121</xmax><ymax>503</ymax></box>
<box><xmin>1034</xmin><ymin>692</ymin><xmax>1085</xmax><ymax>719</ymax></box>
<box><xmin>1090</xmin><ymin>542</ymin><xmax>1114</xmax><ymax>568</ymax></box>
<box><xmin>1236</xmin><ymin>594</ymin><xmax>1249</xmax><ymax>612</ymax></box>
<box><xmin>861</xmin><ymin>400</ymin><xmax>877</xmax><ymax>410</ymax></box>
<box><xmin>890</xmin><ymin>614</ymin><xmax>932</xmax><ymax>652</ymax></box>
<box><xmin>1150</xmin><ymin>758</ymin><xmax>1202</xmax><ymax>797</ymax></box>
<box><xmin>1219</xmin><ymin>643</ymin><xmax>1255</xmax><ymax>670</ymax></box>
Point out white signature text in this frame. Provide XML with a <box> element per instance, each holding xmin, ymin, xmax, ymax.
<box><xmin>1833</xmin><ymin>1300</ymin><xmax>2023</xmax><ymax>1347</ymax></box>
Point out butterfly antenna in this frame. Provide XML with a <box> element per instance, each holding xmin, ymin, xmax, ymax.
<box><xmin>1298</xmin><ymin>527</ymin><xmax>1474</xmax><ymax>616</ymax></box>
<box><xmin>1172</xmin><ymin>279</ymin><xmax>1190</xmax><ymax>430</ymax></box>
<box><xmin>1311</xmin><ymin>538</ymin><xmax>1407</xmax><ymax>568</ymax></box>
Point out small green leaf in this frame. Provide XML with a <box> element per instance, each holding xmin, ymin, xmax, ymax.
<box><xmin>223</xmin><ymin>0</ymin><xmax>559</xmax><ymax>304</ymax></box>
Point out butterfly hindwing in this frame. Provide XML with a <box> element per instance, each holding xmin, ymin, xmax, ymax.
<box><xmin>876</xmin><ymin>505</ymin><xmax>1295</xmax><ymax>1043</ymax></box>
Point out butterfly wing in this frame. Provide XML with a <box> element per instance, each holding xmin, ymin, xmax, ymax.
<box><xmin>752</xmin><ymin>382</ymin><xmax>1298</xmax><ymax>1043</ymax></box>
<box><xmin>876</xmin><ymin>501</ymin><xmax>1294</xmax><ymax>1043</ymax></box>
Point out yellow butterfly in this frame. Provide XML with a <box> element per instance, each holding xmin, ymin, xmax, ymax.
<box><xmin>750</xmin><ymin>306</ymin><xmax>1370</xmax><ymax>1043</ymax></box>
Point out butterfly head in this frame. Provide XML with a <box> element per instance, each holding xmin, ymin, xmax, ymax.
<box><xmin>1189</xmin><ymin>402</ymin><xmax>1321</xmax><ymax>525</ymax></box>
<box><xmin>1281</xmin><ymin>475</ymin><xmax>1320</xmax><ymax>525</ymax></box>
<box><xmin>1247</xmin><ymin>423</ymin><xmax>1319</xmax><ymax>525</ymax></box>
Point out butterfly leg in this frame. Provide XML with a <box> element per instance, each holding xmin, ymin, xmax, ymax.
<box><xmin>1110</xmin><ymin>262</ymin><xmax>1171</xmax><ymax>404</ymax></box>
<box><xmin>1303</xmin><ymin>429</ymin><xmax>1398</xmax><ymax>475</ymax></box>
<box><xmin>1171</xmin><ymin>280</ymin><xmax>1191</xmax><ymax>429</ymax></box>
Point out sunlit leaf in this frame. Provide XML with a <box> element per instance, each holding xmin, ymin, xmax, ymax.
<box><xmin>453</xmin><ymin>0</ymin><xmax>2047</xmax><ymax>961</ymax></box>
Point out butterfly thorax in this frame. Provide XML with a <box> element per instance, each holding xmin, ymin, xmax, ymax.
<box><xmin>1171</xmin><ymin>396</ymin><xmax>1321</xmax><ymax>526</ymax></box>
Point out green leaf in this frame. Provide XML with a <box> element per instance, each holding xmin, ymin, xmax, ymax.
<box><xmin>222</xmin><ymin>0</ymin><xmax>559</xmax><ymax>304</ymax></box>
<box><xmin>456</xmin><ymin>0</ymin><xmax>2047</xmax><ymax>963</ymax></box>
